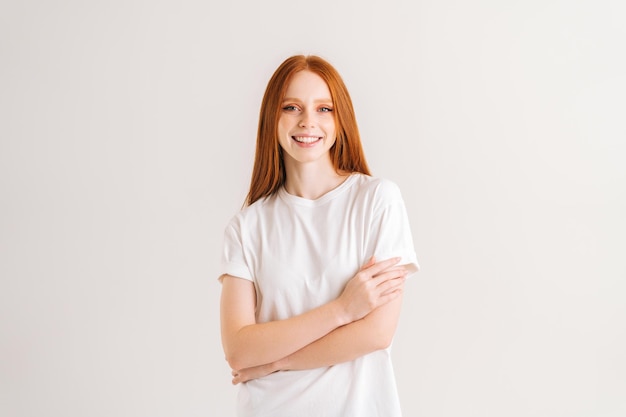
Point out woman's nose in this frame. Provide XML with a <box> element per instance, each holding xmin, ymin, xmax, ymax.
<box><xmin>298</xmin><ymin>110</ymin><xmax>315</xmax><ymax>128</ymax></box>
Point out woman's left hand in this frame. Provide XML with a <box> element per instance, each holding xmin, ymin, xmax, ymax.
<box><xmin>231</xmin><ymin>361</ymin><xmax>279</xmax><ymax>385</ymax></box>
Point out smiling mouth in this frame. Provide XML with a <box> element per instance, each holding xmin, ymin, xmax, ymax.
<box><xmin>292</xmin><ymin>136</ymin><xmax>322</xmax><ymax>144</ymax></box>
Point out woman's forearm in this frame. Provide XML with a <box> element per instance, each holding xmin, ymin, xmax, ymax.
<box><xmin>231</xmin><ymin>296</ymin><xmax>403</xmax><ymax>384</ymax></box>
<box><xmin>228</xmin><ymin>303</ymin><xmax>351</xmax><ymax>370</ymax></box>
<box><xmin>279</xmin><ymin>294</ymin><xmax>403</xmax><ymax>370</ymax></box>
<box><xmin>221</xmin><ymin>276</ymin><xmax>351</xmax><ymax>370</ymax></box>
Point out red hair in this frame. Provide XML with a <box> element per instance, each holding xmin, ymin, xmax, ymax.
<box><xmin>245</xmin><ymin>55</ymin><xmax>370</xmax><ymax>206</ymax></box>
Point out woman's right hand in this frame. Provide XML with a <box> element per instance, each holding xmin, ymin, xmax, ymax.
<box><xmin>336</xmin><ymin>256</ymin><xmax>408</xmax><ymax>323</ymax></box>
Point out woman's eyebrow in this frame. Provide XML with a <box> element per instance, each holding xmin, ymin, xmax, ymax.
<box><xmin>281</xmin><ymin>97</ymin><xmax>333</xmax><ymax>103</ymax></box>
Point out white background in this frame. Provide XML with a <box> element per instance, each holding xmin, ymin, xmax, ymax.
<box><xmin>1</xmin><ymin>1</ymin><xmax>625</xmax><ymax>416</ymax></box>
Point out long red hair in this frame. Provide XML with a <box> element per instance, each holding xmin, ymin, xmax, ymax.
<box><xmin>245</xmin><ymin>55</ymin><xmax>370</xmax><ymax>206</ymax></box>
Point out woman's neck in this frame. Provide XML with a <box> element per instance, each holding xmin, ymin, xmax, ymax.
<box><xmin>283</xmin><ymin>158</ymin><xmax>348</xmax><ymax>200</ymax></box>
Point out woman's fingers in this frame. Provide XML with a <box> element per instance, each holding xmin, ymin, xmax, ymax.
<box><xmin>377</xmin><ymin>276</ymin><xmax>406</xmax><ymax>296</ymax></box>
<box><xmin>363</xmin><ymin>257</ymin><xmax>402</xmax><ymax>276</ymax></box>
<box><xmin>371</xmin><ymin>268</ymin><xmax>407</xmax><ymax>297</ymax></box>
<box><xmin>339</xmin><ymin>257</ymin><xmax>406</xmax><ymax>321</ymax></box>
<box><xmin>377</xmin><ymin>286</ymin><xmax>404</xmax><ymax>305</ymax></box>
<box><xmin>231</xmin><ymin>362</ymin><xmax>278</xmax><ymax>385</ymax></box>
<box><xmin>372</xmin><ymin>267</ymin><xmax>408</xmax><ymax>285</ymax></box>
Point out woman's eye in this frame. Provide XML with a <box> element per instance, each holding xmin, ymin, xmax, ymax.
<box><xmin>282</xmin><ymin>105</ymin><xmax>299</xmax><ymax>112</ymax></box>
<box><xmin>319</xmin><ymin>107</ymin><xmax>333</xmax><ymax>113</ymax></box>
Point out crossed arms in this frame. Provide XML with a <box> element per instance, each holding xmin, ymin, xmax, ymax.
<box><xmin>219</xmin><ymin>257</ymin><xmax>408</xmax><ymax>384</ymax></box>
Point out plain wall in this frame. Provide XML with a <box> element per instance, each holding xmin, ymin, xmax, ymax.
<box><xmin>1</xmin><ymin>1</ymin><xmax>624</xmax><ymax>416</ymax></box>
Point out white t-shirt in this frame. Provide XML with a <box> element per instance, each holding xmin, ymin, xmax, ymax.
<box><xmin>221</xmin><ymin>173</ymin><xmax>419</xmax><ymax>417</ymax></box>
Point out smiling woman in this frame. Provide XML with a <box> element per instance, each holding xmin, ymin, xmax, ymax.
<box><xmin>219</xmin><ymin>55</ymin><xmax>419</xmax><ymax>417</ymax></box>
<box><xmin>277</xmin><ymin>71</ymin><xmax>337</xmax><ymax>168</ymax></box>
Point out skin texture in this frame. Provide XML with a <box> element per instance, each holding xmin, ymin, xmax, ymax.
<box><xmin>220</xmin><ymin>70</ymin><xmax>408</xmax><ymax>384</ymax></box>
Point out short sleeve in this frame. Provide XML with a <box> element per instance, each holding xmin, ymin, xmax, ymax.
<box><xmin>368</xmin><ymin>181</ymin><xmax>420</xmax><ymax>275</ymax></box>
<box><xmin>220</xmin><ymin>218</ymin><xmax>254</xmax><ymax>282</ymax></box>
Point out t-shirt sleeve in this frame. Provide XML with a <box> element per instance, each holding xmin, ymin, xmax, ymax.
<box><xmin>368</xmin><ymin>181</ymin><xmax>420</xmax><ymax>275</ymax></box>
<box><xmin>220</xmin><ymin>218</ymin><xmax>254</xmax><ymax>282</ymax></box>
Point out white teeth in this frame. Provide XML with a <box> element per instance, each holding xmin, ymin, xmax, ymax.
<box><xmin>293</xmin><ymin>136</ymin><xmax>320</xmax><ymax>144</ymax></box>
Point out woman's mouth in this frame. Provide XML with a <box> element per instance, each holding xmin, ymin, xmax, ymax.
<box><xmin>292</xmin><ymin>136</ymin><xmax>322</xmax><ymax>144</ymax></box>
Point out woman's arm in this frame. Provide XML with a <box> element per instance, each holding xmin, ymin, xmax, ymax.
<box><xmin>230</xmin><ymin>280</ymin><xmax>404</xmax><ymax>384</ymax></box>
<box><xmin>220</xmin><ymin>257</ymin><xmax>407</xmax><ymax>371</ymax></box>
<box><xmin>283</xmin><ymin>291</ymin><xmax>403</xmax><ymax>369</ymax></box>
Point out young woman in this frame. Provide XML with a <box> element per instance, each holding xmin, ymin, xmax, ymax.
<box><xmin>220</xmin><ymin>55</ymin><xmax>419</xmax><ymax>417</ymax></box>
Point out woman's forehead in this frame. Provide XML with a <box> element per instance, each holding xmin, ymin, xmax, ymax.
<box><xmin>282</xmin><ymin>71</ymin><xmax>332</xmax><ymax>101</ymax></box>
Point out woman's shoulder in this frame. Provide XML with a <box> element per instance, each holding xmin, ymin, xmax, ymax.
<box><xmin>351</xmin><ymin>173</ymin><xmax>404</xmax><ymax>201</ymax></box>
<box><xmin>225</xmin><ymin>194</ymin><xmax>277</xmax><ymax>228</ymax></box>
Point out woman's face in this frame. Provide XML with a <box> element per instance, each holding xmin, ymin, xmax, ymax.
<box><xmin>277</xmin><ymin>70</ymin><xmax>337</xmax><ymax>167</ymax></box>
